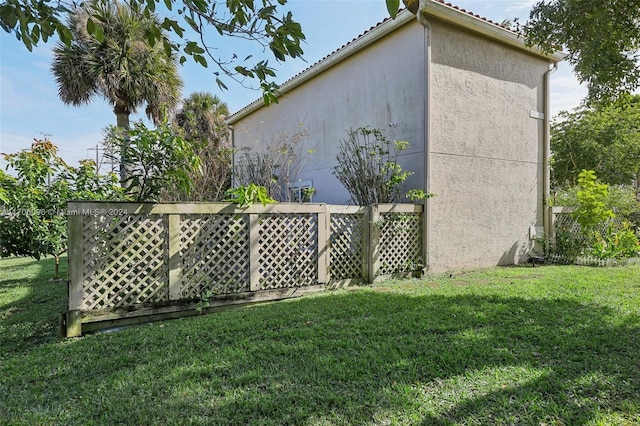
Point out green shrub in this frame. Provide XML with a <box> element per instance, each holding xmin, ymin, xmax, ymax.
<box><xmin>333</xmin><ymin>127</ymin><xmax>433</xmax><ymax>205</ymax></box>
<box><xmin>591</xmin><ymin>221</ymin><xmax>640</xmax><ymax>259</ymax></box>
<box><xmin>225</xmin><ymin>183</ymin><xmax>276</xmax><ymax>207</ymax></box>
<box><xmin>572</xmin><ymin>170</ymin><xmax>614</xmax><ymax>231</ymax></box>
<box><xmin>554</xmin><ymin>183</ymin><xmax>637</xmax><ymax>217</ymax></box>
<box><xmin>0</xmin><ymin>138</ymin><xmax>124</xmax><ymax>278</ymax></box>
<box><xmin>552</xmin><ymin>170</ymin><xmax>640</xmax><ymax>261</ymax></box>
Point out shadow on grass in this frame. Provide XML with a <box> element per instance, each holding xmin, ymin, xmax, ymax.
<box><xmin>1</xmin><ymin>284</ymin><xmax>639</xmax><ymax>424</ymax></box>
<box><xmin>0</xmin><ymin>256</ymin><xmax>68</xmax><ymax>357</ymax></box>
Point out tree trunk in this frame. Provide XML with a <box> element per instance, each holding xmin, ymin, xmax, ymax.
<box><xmin>54</xmin><ymin>254</ymin><xmax>60</xmax><ymax>281</ymax></box>
<box><xmin>114</xmin><ymin>107</ymin><xmax>132</xmax><ymax>186</ymax></box>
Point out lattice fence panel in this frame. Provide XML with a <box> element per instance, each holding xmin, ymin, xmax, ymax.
<box><xmin>378</xmin><ymin>212</ymin><xmax>423</xmax><ymax>275</ymax></box>
<box><xmin>82</xmin><ymin>214</ymin><xmax>169</xmax><ymax>309</ymax></box>
<box><xmin>258</xmin><ymin>214</ymin><xmax>318</xmax><ymax>289</ymax></box>
<box><xmin>180</xmin><ymin>214</ymin><xmax>249</xmax><ymax>297</ymax></box>
<box><xmin>550</xmin><ymin>212</ymin><xmax>632</xmax><ymax>265</ymax></box>
<box><xmin>330</xmin><ymin>213</ymin><xmax>365</xmax><ymax>280</ymax></box>
<box><xmin>554</xmin><ymin>213</ymin><xmax>626</xmax><ymax>242</ymax></box>
<box><xmin>554</xmin><ymin>212</ymin><xmax>586</xmax><ymax>243</ymax></box>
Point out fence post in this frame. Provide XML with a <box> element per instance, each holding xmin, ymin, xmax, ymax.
<box><xmin>366</xmin><ymin>204</ymin><xmax>381</xmax><ymax>283</ymax></box>
<box><xmin>549</xmin><ymin>206</ymin><xmax>563</xmax><ymax>249</ymax></box>
<box><xmin>66</xmin><ymin>209</ymin><xmax>84</xmax><ymax>337</ymax></box>
<box><xmin>168</xmin><ymin>214</ymin><xmax>181</xmax><ymax>300</ymax></box>
<box><xmin>547</xmin><ymin>206</ymin><xmax>554</xmax><ymax>254</ymax></box>
<box><xmin>360</xmin><ymin>207</ymin><xmax>369</xmax><ymax>282</ymax></box>
<box><xmin>317</xmin><ymin>205</ymin><xmax>329</xmax><ymax>284</ymax></box>
<box><xmin>422</xmin><ymin>200</ymin><xmax>429</xmax><ymax>275</ymax></box>
<box><xmin>248</xmin><ymin>213</ymin><xmax>261</xmax><ymax>291</ymax></box>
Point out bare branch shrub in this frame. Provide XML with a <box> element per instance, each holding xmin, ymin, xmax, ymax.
<box><xmin>234</xmin><ymin>129</ymin><xmax>312</xmax><ymax>202</ymax></box>
<box><xmin>163</xmin><ymin>143</ymin><xmax>232</xmax><ymax>202</ymax></box>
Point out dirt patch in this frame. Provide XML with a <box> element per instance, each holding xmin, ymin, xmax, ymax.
<box><xmin>7</xmin><ymin>308</ymin><xmax>27</xmax><ymax>317</ymax></box>
<box><xmin>371</xmin><ymin>287</ymin><xmax>392</xmax><ymax>292</ymax></box>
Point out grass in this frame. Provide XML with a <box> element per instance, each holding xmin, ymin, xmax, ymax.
<box><xmin>1</xmin><ymin>257</ymin><xmax>639</xmax><ymax>425</ymax></box>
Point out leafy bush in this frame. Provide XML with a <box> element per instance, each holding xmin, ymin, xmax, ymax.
<box><xmin>551</xmin><ymin>228</ymin><xmax>586</xmax><ymax>261</ymax></box>
<box><xmin>0</xmin><ymin>139</ymin><xmax>124</xmax><ymax>278</ymax></box>
<box><xmin>106</xmin><ymin>121</ymin><xmax>202</xmax><ymax>201</ymax></box>
<box><xmin>551</xmin><ymin>170</ymin><xmax>640</xmax><ymax>262</ymax></box>
<box><xmin>572</xmin><ymin>170</ymin><xmax>614</xmax><ymax>231</ymax></box>
<box><xmin>554</xmin><ymin>181</ymin><xmax>638</xmax><ymax>217</ymax></box>
<box><xmin>591</xmin><ymin>222</ymin><xmax>640</xmax><ymax>259</ymax></box>
<box><xmin>225</xmin><ymin>184</ymin><xmax>276</xmax><ymax>207</ymax></box>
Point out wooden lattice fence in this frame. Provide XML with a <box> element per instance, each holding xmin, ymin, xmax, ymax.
<box><xmin>65</xmin><ymin>202</ymin><xmax>424</xmax><ymax>336</ymax></box>
<box><xmin>549</xmin><ymin>206</ymin><xmax>639</xmax><ymax>265</ymax></box>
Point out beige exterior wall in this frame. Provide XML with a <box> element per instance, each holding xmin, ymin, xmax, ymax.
<box><xmin>428</xmin><ymin>18</ymin><xmax>549</xmax><ymax>271</ymax></box>
<box><xmin>230</xmin><ymin>13</ymin><xmax>555</xmax><ymax>272</ymax></box>
<box><xmin>230</xmin><ymin>19</ymin><xmax>425</xmax><ymax>205</ymax></box>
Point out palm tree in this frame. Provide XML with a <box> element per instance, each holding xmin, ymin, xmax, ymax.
<box><xmin>169</xmin><ymin>92</ymin><xmax>232</xmax><ymax>201</ymax></box>
<box><xmin>51</xmin><ymin>0</ymin><xmax>183</xmax><ymax>179</ymax></box>
<box><xmin>175</xmin><ymin>92</ymin><xmax>230</xmax><ymax>148</ymax></box>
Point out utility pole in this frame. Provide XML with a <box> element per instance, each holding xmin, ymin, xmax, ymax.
<box><xmin>87</xmin><ymin>144</ymin><xmax>100</xmax><ymax>172</ymax></box>
<box><xmin>87</xmin><ymin>143</ymin><xmax>119</xmax><ymax>174</ymax></box>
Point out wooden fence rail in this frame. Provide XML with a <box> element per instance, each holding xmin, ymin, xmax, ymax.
<box><xmin>65</xmin><ymin>202</ymin><xmax>423</xmax><ymax>336</ymax></box>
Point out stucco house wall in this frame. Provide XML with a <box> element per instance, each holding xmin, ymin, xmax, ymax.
<box><xmin>428</xmin><ymin>18</ymin><xmax>551</xmax><ymax>270</ymax></box>
<box><xmin>228</xmin><ymin>2</ymin><xmax>563</xmax><ymax>272</ymax></box>
<box><xmin>230</xmin><ymin>17</ymin><xmax>426</xmax><ymax>205</ymax></box>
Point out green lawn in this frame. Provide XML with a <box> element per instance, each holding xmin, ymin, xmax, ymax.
<box><xmin>1</xmin><ymin>256</ymin><xmax>639</xmax><ymax>425</ymax></box>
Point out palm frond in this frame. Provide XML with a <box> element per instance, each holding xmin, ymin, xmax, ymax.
<box><xmin>51</xmin><ymin>0</ymin><xmax>182</xmax><ymax>123</ymax></box>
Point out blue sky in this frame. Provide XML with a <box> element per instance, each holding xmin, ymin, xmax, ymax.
<box><xmin>0</xmin><ymin>0</ymin><xmax>586</xmax><ymax>170</ymax></box>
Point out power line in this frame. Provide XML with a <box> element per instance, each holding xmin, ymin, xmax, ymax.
<box><xmin>1</xmin><ymin>136</ymin><xmax>92</xmax><ymax>156</ymax></box>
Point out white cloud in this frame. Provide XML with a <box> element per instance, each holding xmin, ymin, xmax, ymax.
<box><xmin>505</xmin><ymin>0</ymin><xmax>538</xmax><ymax>12</ymax></box>
<box><xmin>549</xmin><ymin>64</ymin><xmax>588</xmax><ymax>117</ymax></box>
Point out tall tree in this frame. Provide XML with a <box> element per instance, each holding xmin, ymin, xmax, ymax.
<box><xmin>170</xmin><ymin>92</ymin><xmax>232</xmax><ymax>201</ymax></box>
<box><xmin>2</xmin><ymin>0</ymin><xmax>304</xmax><ymax>104</ymax></box>
<box><xmin>51</xmin><ymin>0</ymin><xmax>182</xmax><ymax>131</ymax></box>
<box><xmin>175</xmin><ymin>92</ymin><xmax>229</xmax><ymax>150</ymax></box>
<box><xmin>551</xmin><ymin>94</ymin><xmax>640</xmax><ymax>190</ymax></box>
<box><xmin>51</xmin><ymin>0</ymin><xmax>183</xmax><ymax>181</ymax></box>
<box><xmin>523</xmin><ymin>0</ymin><xmax>640</xmax><ymax>102</ymax></box>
